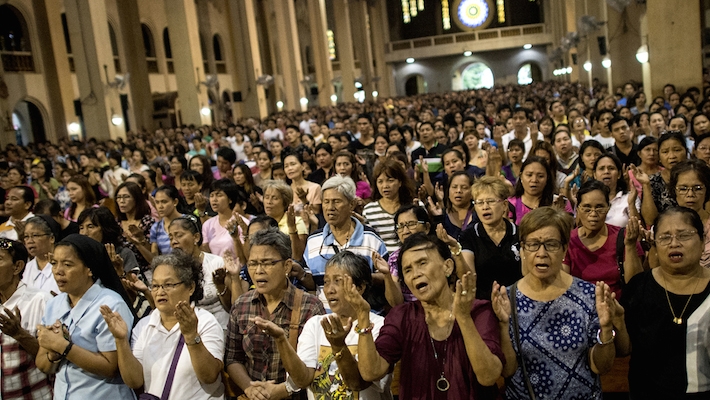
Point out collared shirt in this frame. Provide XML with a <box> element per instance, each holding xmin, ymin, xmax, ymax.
<box><xmin>42</xmin><ymin>280</ymin><xmax>135</xmax><ymax>400</ymax></box>
<box><xmin>131</xmin><ymin>307</ymin><xmax>225</xmax><ymax>400</ymax></box>
<box><xmin>277</xmin><ymin>214</ymin><xmax>308</xmax><ymax>236</ymax></box>
<box><xmin>556</xmin><ymin>153</ymin><xmax>579</xmax><ymax>176</ymax></box>
<box><xmin>502</xmin><ymin>130</ymin><xmax>545</xmax><ymax>160</ymax></box>
<box><xmin>225</xmin><ymin>284</ymin><xmax>324</xmax><ymax>382</ymax></box>
<box><xmin>21</xmin><ymin>259</ymin><xmax>59</xmax><ymax>295</ymax></box>
<box><xmin>606</xmin><ymin>190</ymin><xmax>641</xmax><ymax>228</ymax></box>
<box><xmin>1</xmin><ymin>283</ymin><xmax>52</xmax><ymax>400</ymax></box>
<box><xmin>0</xmin><ymin>213</ymin><xmax>34</xmax><ymax>241</ymax></box>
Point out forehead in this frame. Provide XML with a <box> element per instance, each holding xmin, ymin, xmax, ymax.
<box><xmin>322</xmin><ymin>188</ymin><xmax>347</xmax><ymax>201</ymax></box>
<box><xmin>248</xmin><ymin>245</ymin><xmax>280</xmax><ymax>260</ymax></box>
<box><xmin>53</xmin><ymin>245</ymin><xmax>80</xmax><ymax>261</ymax></box>
<box><xmin>153</xmin><ymin>264</ymin><xmax>180</xmax><ymax>280</ymax></box>
<box><xmin>657</xmin><ymin>213</ymin><xmax>695</xmax><ymax>232</ymax></box>
<box><xmin>524</xmin><ymin>225</ymin><xmax>562</xmax><ymax>241</ymax></box>
<box><xmin>401</xmin><ymin>245</ymin><xmax>442</xmax><ymax>266</ymax></box>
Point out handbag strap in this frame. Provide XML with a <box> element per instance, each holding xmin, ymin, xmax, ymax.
<box><xmin>288</xmin><ymin>289</ymin><xmax>304</xmax><ymax>350</ymax></box>
<box><xmin>509</xmin><ymin>282</ymin><xmax>536</xmax><ymax>400</ymax></box>
<box><xmin>161</xmin><ymin>334</ymin><xmax>185</xmax><ymax>400</ymax></box>
<box><xmin>615</xmin><ymin>227</ymin><xmax>627</xmax><ymax>289</ymax></box>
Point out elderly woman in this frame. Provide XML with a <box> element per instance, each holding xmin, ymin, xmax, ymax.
<box><xmin>35</xmin><ymin>234</ymin><xmax>136</xmax><ymax>399</ymax></box>
<box><xmin>254</xmin><ymin>251</ymin><xmax>391</xmax><ymax>399</ymax></box>
<box><xmin>304</xmin><ymin>175</ymin><xmax>389</xmax><ymax>313</ymax></box>
<box><xmin>491</xmin><ymin>207</ymin><xmax>628</xmax><ymax>399</ymax></box>
<box><xmin>668</xmin><ymin>160</ymin><xmax>710</xmax><ymax>267</ymax></box>
<box><xmin>342</xmin><ymin>233</ymin><xmax>503</xmax><ymax>398</ymax></box>
<box><xmin>563</xmin><ymin>181</ymin><xmax>645</xmax><ymax>299</ymax></box>
<box><xmin>363</xmin><ymin>159</ymin><xmax>417</xmax><ymax>253</ymax></box>
<box><xmin>225</xmin><ymin>228</ymin><xmax>325</xmax><ymax>399</ymax></box>
<box><xmin>169</xmin><ymin>215</ymin><xmax>231</xmax><ymax>328</ymax></box>
<box><xmin>460</xmin><ymin>176</ymin><xmax>522</xmax><ymax>301</ymax></box>
<box><xmin>101</xmin><ymin>251</ymin><xmax>225</xmax><ymax>399</ymax></box>
<box><xmin>622</xmin><ymin>207</ymin><xmax>710</xmax><ymax>398</ymax></box>
<box><xmin>21</xmin><ymin>216</ymin><xmax>60</xmax><ymax>294</ymax></box>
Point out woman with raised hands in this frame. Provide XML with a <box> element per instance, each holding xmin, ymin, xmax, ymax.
<box><xmin>668</xmin><ymin>159</ymin><xmax>710</xmax><ymax>267</ymax></box>
<box><xmin>100</xmin><ymin>250</ymin><xmax>225</xmax><ymax>399</ymax></box>
<box><xmin>593</xmin><ymin>153</ymin><xmax>641</xmax><ymax>228</ymax></box>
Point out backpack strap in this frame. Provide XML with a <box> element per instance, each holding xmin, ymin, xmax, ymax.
<box><xmin>509</xmin><ymin>282</ymin><xmax>536</xmax><ymax>400</ymax></box>
<box><xmin>288</xmin><ymin>289</ymin><xmax>304</xmax><ymax>350</ymax></box>
<box><xmin>616</xmin><ymin>227</ymin><xmax>626</xmax><ymax>288</ymax></box>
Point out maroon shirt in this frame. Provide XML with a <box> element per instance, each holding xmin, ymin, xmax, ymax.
<box><xmin>375</xmin><ymin>300</ymin><xmax>504</xmax><ymax>400</ymax></box>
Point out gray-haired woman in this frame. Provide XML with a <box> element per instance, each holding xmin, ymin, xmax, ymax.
<box><xmin>21</xmin><ymin>215</ymin><xmax>60</xmax><ymax>294</ymax></box>
<box><xmin>101</xmin><ymin>250</ymin><xmax>225</xmax><ymax>399</ymax></box>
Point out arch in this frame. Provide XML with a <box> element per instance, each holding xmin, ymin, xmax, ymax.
<box><xmin>517</xmin><ymin>62</ymin><xmax>542</xmax><ymax>85</ymax></box>
<box><xmin>162</xmin><ymin>27</ymin><xmax>172</xmax><ymax>59</ymax></box>
<box><xmin>461</xmin><ymin>62</ymin><xmax>494</xmax><ymax>90</ymax></box>
<box><xmin>0</xmin><ymin>3</ymin><xmax>34</xmax><ymax>72</ymax></box>
<box><xmin>13</xmin><ymin>97</ymin><xmax>48</xmax><ymax>145</ymax></box>
<box><xmin>141</xmin><ymin>23</ymin><xmax>156</xmax><ymax>57</ymax></box>
<box><xmin>404</xmin><ymin>74</ymin><xmax>427</xmax><ymax>96</ymax></box>
<box><xmin>212</xmin><ymin>34</ymin><xmax>223</xmax><ymax>61</ymax></box>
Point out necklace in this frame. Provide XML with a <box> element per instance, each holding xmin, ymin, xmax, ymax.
<box><xmin>427</xmin><ymin>311</ymin><xmax>453</xmax><ymax>392</ymax></box>
<box><xmin>661</xmin><ymin>270</ymin><xmax>701</xmax><ymax>325</ymax></box>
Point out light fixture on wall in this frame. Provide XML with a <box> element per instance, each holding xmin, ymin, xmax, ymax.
<box><xmin>583</xmin><ymin>61</ymin><xmax>592</xmax><ymax>72</ymax></box>
<box><xmin>372</xmin><ymin>91</ymin><xmax>379</xmax><ymax>98</ymax></box>
<box><xmin>200</xmin><ymin>106</ymin><xmax>211</xmax><ymax>117</ymax></box>
<box><xmin>602</xmin><ymin>57</ymin><xmax>611</xmax><ymax>69</ymax></box>
<box><xmin>68</xmin><ymin>122</ymin><xmax>81</xmax><ymax>134</ymax></box>
<box><xmin>111</xmin><ymin>114</ymin><xmax>123</xmax><ymax>126</ymax></box>
<box><xmin>276</xmin><ymin>101</ymin><xmax>284</xmax><ymax>111</ymax></box>
<box><xmin>406</xmin><ymin>58</ymin><xmax>415</xmax><ymax>64</ymax></box>
<box><xmin>523</xmin><ymin>44</ymin><xmax>532</xmax><ymax>50</ymax></box>
<box><xmin>636</xmin><ymin>44</ymin><xmax>649</xmax><ymax>64</ymax></box>
<box><xmin>463</xmin><ymin>50</ymin><xmax>472</xmax><ymax>57</ymax></box>
<box><xmin>330</xmin><ymin>94</ymin><xmax>338</xmax><ymax>105</ymax></box>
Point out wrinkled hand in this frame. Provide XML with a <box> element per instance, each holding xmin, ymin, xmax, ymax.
<box><xmin>194</xmin><ymin>193</ymin><xmax>207</xmax><ymax>212</ymax></box>
<box><xmin>436</xmin><ymin>224</ymin><xmax>457</xmax><ymax>247</ymax></box>
<box><xmin>434</xmin><ymin>182</ymin><xmax>444</xmax><ymax>204</ymax></box>
<box><xmin>629</xmin><ymin>164</ymin><xmax>650</xmax><ymax>186</ymax></box>
<box><xmin>37</xmin><ymin>320</ymin><xmax>68</xmax><ymax>353</ymax></box>
<box><xmin>246</xmin><ymin>381</ymin><xmax>276</xmax><ymax>400</ymax></box>
<box><xmin>342</xmin><ymin>275</ymin><xmax>371</xmax><ymax>317</ymax></box>
<box><xmin>427</xmin><ymin>196</ymin><xmax>443</xmax><ymax>216</ymax></box>
<box><xmin>105</xmin><ymin>243</ymin><xmax>125</xmax><ymax>276</ymax></box>
<box><xmin>372</xmin><ymin>251</ymin><xmax>390</xmax><ymax>275</ymax></box>
<box><xmin>100</xmin><ymin>305</ymin><xmax>128</xmax><ymax>340</ymax></box>
<box><xmin>491</xmin><ymin>281</ymin><xmax>511</xmax><ymax>323</ymax></box>
<box><xmin>321</xmin><ymin>314</ymin><xmax>352</xmax><ymax>351</ymax></box>
<box><xmin>253</xmin><ymin>316</ymin><xmax>286</xmax><ymax>339</ymax></box>
<box><xmin>625</xmin><ymin>216</ymin><xmax>640</xmax><ymax>246</ymax></box>
<box><xmin>0</xmin><ymin>306</ymin><xmax>23</xmax><ymax>337</ymax></box>
<box><xmin>212</xmin><ymin>268</ymin><xmax>227</xmax><ymax>287</ymax></box>
<box><xmin>174</xmin><ymin>301</ymin><xmax>199</xmax><ymax>339</ymax></box>
<box><xmin>295</xmin><ymin>186</ymin><xmax>309</xmax><ymax>203</ymax></box>
<box><xmin>286</xmin><ymin>204</ymin><xmax>297</xmax><ymax>231</ymax></box>
<box><xmin>123</xmin><ymin>272</ymin><xmax>148</xmax><ymax>293</ymax></box>
<box><xmin>595</xmin><ymin>281</ymin><xmax>616</xmax><ymax>329</ymax></box>
<box><xmin>453</xmin><ymin>272</ymin><xmax>477</xmax><ymax>319</ymax></box>
<box><xmin>222</xmin><ymin>252</ymin><xmax>242</xmax><ymax>276</ymax></box>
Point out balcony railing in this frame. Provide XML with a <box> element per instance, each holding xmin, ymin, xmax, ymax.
<box><xmin>386</xmin><ymin>23</ymin><xmax>549</xmax><ymax>60</ymax></box>
<box><xmin>1</xmin><ymin>51</ymin><xmax>34</xmax><ymax>72</ymax></box>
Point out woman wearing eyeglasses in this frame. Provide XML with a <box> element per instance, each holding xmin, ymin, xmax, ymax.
<box><xmin>21</xmin><ymin>216</ymin><xmax>60</xmax><ymax>295</ymax></box>
<box><xmin>460</xmin><ymin>177</ymin><xmax>522</xmax><ymax>301</ymax></box>
<box><xmin>668</xmin><ymin>159</ymin><xmax>710</xmax><ymax>267</ymax></box>
<box><xmin>169</xmin><ymin>216</ymin><xmax>231</xmax><ymax>329</ymax></box>
<box><xmin>101</xmin><ymin>250</ymin><xmax>226</xmax><ymax>400</ymax></box>
<box><xmin>491</xmin><ymin>207</ymin><xmax>628</xmax><ymax>399</ymax></box>
<box><xmin>562</xmin><ymin>181</ymin><xmax>645</xmax><ymax>300</ymax></box>
<box><xmin>621</xmin><ymin>207</ymin><xmax>710</xmax><ymax>398</ymax></box>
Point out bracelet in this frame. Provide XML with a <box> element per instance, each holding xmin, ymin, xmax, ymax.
<box><xmin>354</xmin><ymin>323</ymin><xmax>374</xmax><ymax>335</ymax></box>
<box><xmin>450</xmin><ymin>242</ymin><xmax>463</xmax><ymax>256</ymax></box>
<box><xmin>61</xmin><ymin>340</ymin><xmax>74</xmax><ymax>358</ymax></box>
<box><xmin>217</xmin><ymin>286</ymin><xmax>228</xmax><ymax>296</ymax></box>
<box><xmin>47</xmin><ymin>352</ymin><xmax>63</xmax><ymax>364</ymax></box>
<box><xmin>596</xmin><ymin>329</ymin><xmax>616</xmax><ymax>346</ymax></box>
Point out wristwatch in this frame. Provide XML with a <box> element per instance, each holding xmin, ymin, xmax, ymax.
<box><xmin>186</xmin><ymin>335</ymin><xmax>202</xmax><ymax>346</ymax></box>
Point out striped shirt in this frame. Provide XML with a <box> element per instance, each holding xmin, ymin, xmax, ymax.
<box><xmin>362</xmin><ymin>201</ymin><xmax>400</xmax><ymax>254</ymax></box>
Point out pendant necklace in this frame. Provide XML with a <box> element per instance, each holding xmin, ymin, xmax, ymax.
<box><xmin>429</xmin><ymin>335</ymin><xmax>450</xmax><ymax>391</ymax></box>
<box><xmin>661</xmin><ymin>270</ymin><xmax>700</xmax><ymax>325</ymax></box>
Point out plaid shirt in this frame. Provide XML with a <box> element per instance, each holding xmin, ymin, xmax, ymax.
<box><xmin>225</xmin><ymin>283</ymin><xmax>325</xmax><ymax>382</ymax></box>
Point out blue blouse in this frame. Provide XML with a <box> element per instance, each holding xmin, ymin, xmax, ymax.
<box><xmin>150</xmin><ymin>217</ymin><xmax>175</xmax><ymax>256</ymax></box>
<box><xmin>42</xmin><ymin>280</ymin><xmax>136</xmax><ymax>400</ymax></box>
<box><xmin>506</xmin><ymin>278</ymin><xmax>602</xmax><ymax>400</ymax></box>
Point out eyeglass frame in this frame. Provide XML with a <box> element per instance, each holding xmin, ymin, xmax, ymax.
<box><xmin>655</xmin><ymin>230</ymin><xmax>698</xmax><ymax>246</ymax></box>
<box><xmin>22</xmin><ymin>233</ymin><xmax>51</xmax><ymax>242</ymax></box>
<box><xmin>675</xmin><ymin>185</ymin><xmax>706</xmax><ymax>195</ymax></box>
<box><xmin>149</xmin><ymin>281</ymin><xmax>185</xmax><ymax>292</ymax></box>
<box><xmin>521</xmin><ymin>240</ymin><xmax>564</xmax><ymax>252</ymax></box>
<box><xmin>578</xmin><ymin>206</ymin><xmax>610</xmax><ymax>215</ymax></box>
<box><xmin>473</xmin><ymin>198</ymin><xmax>505</xmax><ymax>208</ymax></box>
<box><xmin>395</xmin><ymin>221</ymin><xmax>427</xmax><ymax>232</ymax></box>
<box><xmin>246</xmin><ymin>259</ymin><xmax>287</xmax><ymax>270</ymax></box>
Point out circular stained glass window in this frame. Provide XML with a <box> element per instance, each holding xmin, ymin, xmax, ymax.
<box><xmin>458</xmin><ymin>0</ymin><xmax>489</xmax><ymax>28</ymax></box>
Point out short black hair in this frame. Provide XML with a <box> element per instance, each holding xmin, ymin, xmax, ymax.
<box><xmin>216</xmin><ymin>147</ymin><xmax>237</xmax><ymax>164</ymax></box>
<box><xmin>397</xmin><ymin>233</ymin><xmax>456</xmax><ymax>287</ymax></box>
<box><xmin>607</xmin><ymin>115</ymin><xmax>629</xmax><ymax>133</ymax></box>
<box><xmin>11</xmin><ymin>186</ymin><xmax>34</xmax><ymax>210</ymax></box>
<box><xmin>34</xmin><ymin>199</ymin><xmax>61</xmax><ymax>217</ymax></box>
<box><xmin>315</xmin><ymin>143</ymin><xmax>333</xmax><ymax>155</ymax></box>
<box><xmin>211</xmin><ymin>178</ymin><xmax>241</xmax><ymax>209</ymax></box>
<box><xmin>576</xmin><ymin>180</ymin><xmax>611</xmax><ymax>206</ymax></box>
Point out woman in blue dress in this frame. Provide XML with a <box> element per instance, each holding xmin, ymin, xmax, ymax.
<box><xmin>35</xmin><ymin>234</ymin><xmax>136</xmax><ymax>400</ymax></box>
<box><xmin>491</xmin><ymin>207</ymin><xmax>630</xmax><ymax>399</ymax></box>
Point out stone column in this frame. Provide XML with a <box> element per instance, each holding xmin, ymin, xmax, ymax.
<box><xmin>271</xmin><ymin>0</ymin><xmax>305</xmax><ymax>111</ymax></box>
<box><xmin>115</xmin><ymin>0</ymin><xmax>153</xmax><ymax>133</ymax></box>
<box><xmin>307</xmin><ymin>0</ymin><xmax>334</xmax><ymax>106</ymax></box>
<box><xmin>607</xmin><ymin>2</ymin><xmax>642</xmax><ymax>90</ymax></box>
<box><xmin>64</xmin><ymin>0</ymin><xmax>125</xmax><ymax>140</ymax></box>
<box><xmin>332</xmin><ymin>0</ymin><xmax>356</xmax><ymax>102</ymax></box>
<box><xmin>369</xmin><ymin>0</ymin><xmax>393</xmax><ymax>98</ymax></box>
<box><xmin>197</xmin><ymin>0</ymin><xmax>220</xmax><ymax>123</ymax></box>
<box><xmin>164</xmin><ymin>0</ymin><xmax>210</xmax><ymax>126</ymax></box>
<box><xmin>350</xmin><ymin>0</ymin><xmax>374</xmax><ymax>100</ymax></box>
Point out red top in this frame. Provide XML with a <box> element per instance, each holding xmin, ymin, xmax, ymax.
<box><xmin>375</xmin><ymin>300</ymin><xmax>504</xmax><ymax>400</ymax></box>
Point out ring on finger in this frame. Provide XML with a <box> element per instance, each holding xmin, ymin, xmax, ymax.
<box><xmin>461</xmin><ymin>290</ymin><xmax>468</xmax><ymax>296</ymax></box>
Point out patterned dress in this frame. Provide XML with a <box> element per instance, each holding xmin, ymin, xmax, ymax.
<box><xmin>506</xmin><ymin>278</ymin><xmax>602</xmax><ymax>400</ymax></box>
<box><xmin>649</xmin><ymin>172</ymin><xmax>676</xmax><ymax>214</ymax></box>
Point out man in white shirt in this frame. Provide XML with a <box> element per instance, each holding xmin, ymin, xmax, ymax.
<box><xmin>591</xmin><ymin>109</ymin><xmax>616</xmax><ymax>149</ymax></box>
<box><xmin>501</xmin><ymin>107</ymin><xmax>544</xmax><ymax>160</ymax></box>
<box><xmin>263</xmin><ymin>119</ymin><xmax>284</xmax><ymax>143</ymax></box>
<box><xmin>101</xmin><ymin>150</ymin><xmax>130</xmax><ymax>199</ymax></box>
<box><xmin>0</xmin><ymin>187</ymin><xmax>35</xmax><ymax>241</ymax></box>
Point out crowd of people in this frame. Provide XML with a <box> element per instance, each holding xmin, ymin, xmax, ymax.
<box><xmin>0</xmin><ymin>78</ymin><xmax>710</xmax><ymax>399</ymax></box>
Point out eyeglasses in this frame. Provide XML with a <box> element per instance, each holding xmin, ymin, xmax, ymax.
<box><xmin>656</xmin><ymin>231</ymin><xmax>697</xmax><ymax>246</ymax></box>
<box><xmin>676</xmin><ymin>185</ymin><xmax>705</xmax><ymax>195</ymax></box>
<box><xmin>474</xmin><ymin>199</ymin><xmax>504</xmax><ymax>207</ymax></box>
<box><xmin>697</xmin><ymin>146</ymin><xmax>710</xmax><ymax>152</ymax></box>
<box><xmin>521</xmin><ymin>240</ymin><xmax>564</xmax><ymax>252</ymax></box>
<box><xmin>22</xmin><ymin>233</ymin><xmax>50</xmax><ymax>242</ymax></box>
<box><xmin>247</xmin><ymin>259</ymin><xmax>286</xmax><ymax>270</ymax></box>
<box><xmin>578</xmin><ymin>206</ymin><xmax>610</xmax><ymax>215</ymax></box>
<box><xmin>115</xmin><ymin>195</ymin><xmax>132</xmax><ymax>201</ymax></box>
<box><xmin>149</xmin><ymin>281</ymin><xmax>185</xmax><ymax>292</ymax></box>
<box><xmin>395</xmin><ymin>221</ymin><xmax>427</xmax><ymax>232</ymax></box>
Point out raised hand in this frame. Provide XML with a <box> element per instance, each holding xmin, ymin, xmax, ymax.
<box><xmin>371</xmin><ymin>251</ymin><xmax>391</xmax><ymax>275</ymax></box>
<box><xmin>222</xmin><ymin>252</ymin><xmax>241</xmax><ymax>276</ymax></box>
<box><xmin>419</xmin><ymin>155</ymin><xmax>429</xmax><ymax>174</ymax></box>
<box><xmin>434</xmin><ymin>182</ymin><xmax>444</xmax><ymax>204</ymax></box>
<box><xmin>629</xmin><ymin>164</ymin><xmax>650</xmax><ymax>186</ymax></box>
<box><xmin>628</xmin><ymin>180</ymin><xmax>638</xmax><ymax>210</ymax></box>
<box><xmin>341</xmin><ymin>275</ymin><xmax>371</xmax><ymax>317</ymax></box>
<box><xmin>625</xmin><ymin>216</ymin><xmax>641</xmax><ymax>246</ymax></box>
<box><xmin>295</xmin><ymin>186</ymin><xmax>309</xmax><ymax>204</ymax></box>
<box><xmin>286</xmin><ymin>204</ymin><xmax>297</xmax><ymax>232</ymax></box>
<box><xmin>253</xmin><ymin>316</ymin><xmax>286</xmax><ymax>339</ymax></box>
<box><xmin>105</xmin><ymin>243</ymin><xmax>125</xmax><ymax>276</ymax></box>
<box><xmin>174</xmin><ymin>301</ymin><xmax>199</xmax><ymax>339</ymax></box>
<box><xmin>212</xmin><ymin>268</ymin><xmax>227</xmax><ymax>287</ymax></box>
<box><xmin>321</xmin><ymin>314</ymin><xmax>353</xmax><ymax>351</ymax></box>
<box><xmin>436</xmin><ymin>223</ymin><xmax>457</xmax><ymax>247</ymax></box>
<box><xmin>100</xmin><ymin>305</ymin><xmax>128</xmax><ymax>340</ymax></box>
<box><xmin>194</xmin><ymin>193</ymin><xmax>207</xmax><ymax>212</ymax></box>
<box><xmin>427</xmin><ymin>196</ymin><xmax>443</xmax><ymax>216</ymax></box>
<box><xmin>595</xmin><ymin>281</ymin><xmax>615</xmax><ymax>329</ymax></box>
<box><xmin>453</xmin><ymin>272</ymin><xmax>477</xmax><ymax>319</ymax></box>
<box><xmin>491</xmin><ymin>281</ymin><xmax>511</xmax><ymax>323</ymax></box>
<box><xmin>0</xmin><ymin>306</ymin><xmax>23</xmax><ymax>337</ymax></box>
